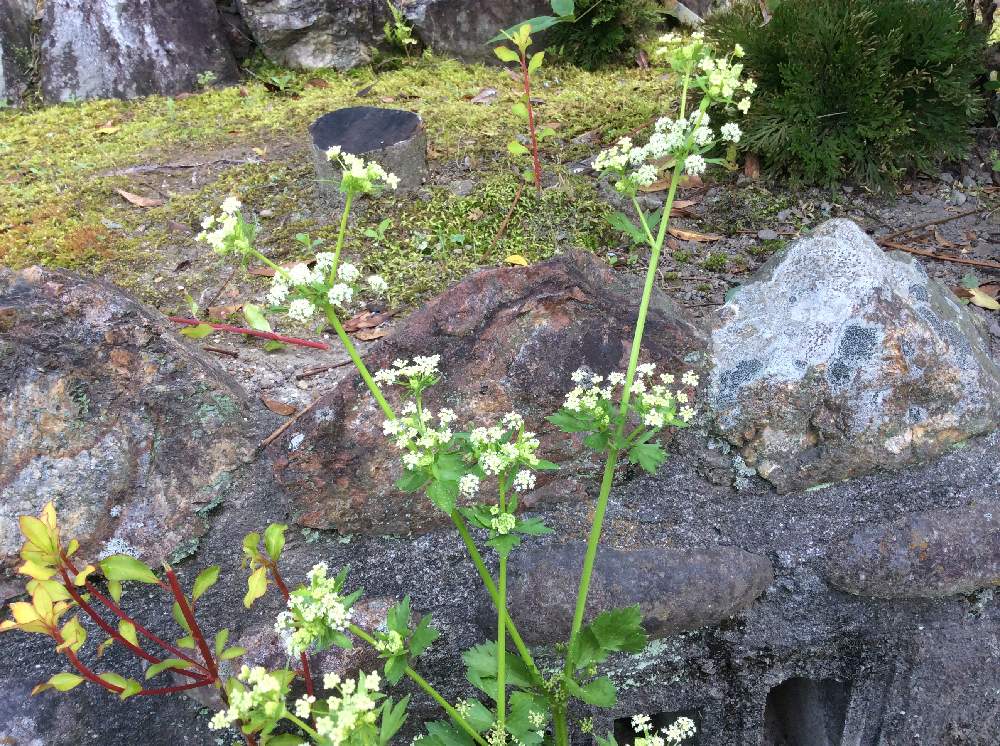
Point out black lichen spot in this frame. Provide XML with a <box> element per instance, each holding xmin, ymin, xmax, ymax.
<box><xmin>837</xmin><ymin>325</ymin><xmax>878</xmax><ymax>361</ymax></box>
<box><xmin>718</xmin><ymin>359</ymin><xmax>764</xmax><ymax>402</ymax></box>
<box><xmin>909</xmin><ymin>283</ymin><xmax>929</xmax><ymax>303</ymax></box>
<box><xmin>828</xmin><ymin>360</ymin><xmax>851</xmax><ymax>384</ymax></box>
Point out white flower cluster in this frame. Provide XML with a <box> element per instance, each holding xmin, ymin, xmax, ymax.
<box><xmin>208</xmin><ymin>665</ymin><xmax>287</xmax><ymax>731</ymax></box>
<box><xmin>467</xmin><ymin>412</ymin><xmax>540</xmax><ymax>479</ymax></box>
<box><xmin>196</xmin><ymin>196</ymin><xmax>255</xmax><ymax>257</ymax></box>
<box><xmin>563</xmin><ymin>365</ymin><xmax>699</xmax><ymax>428</ymax></box>
<box><xmin>267</xmin><ymin>258</ymin><xmax>388</xmax><ymax>320</ymax></box>
<box><xmin>382</xmin><ymin>402</ymin><xmax>455</xmax><ymax>472</ymax></box>
<box><xmin>632</xmin><ymin>714</ymin><xmax>697</xmax><ymax>746</ymax></box>
<box><xmin>274</xmin><ymin>562</ymin><xmax>353</xmax><ymax>656</ymax></box>
<box><xmin>374</xmin><ymin>355</ymin><xmax>442</xmax><ymax>393</ymax></box>
<box><xmin>295</xmin><ymin>670</ymin><xmax>383</xmax><ymax>743</ymax></box>
<box><xmin>326</xmin><ymin>146</ymin><xmax>401</xmax><ymax>193</ymax></box>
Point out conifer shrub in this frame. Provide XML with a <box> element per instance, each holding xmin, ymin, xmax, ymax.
<box><xmin>706</xmin><ymin>0</ymin><xmax>986</xmax><ymax>190</ymax></box>
<box><xmin>549</xmin><ymin>0</ymin><xmax>662</xmax><ymax>69</ymax></box>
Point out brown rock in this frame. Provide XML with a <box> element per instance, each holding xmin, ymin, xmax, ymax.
<box><xmin>270</xmin><ymin>250</ymin><xmax>707</xmax><ymax>535</ymax></box>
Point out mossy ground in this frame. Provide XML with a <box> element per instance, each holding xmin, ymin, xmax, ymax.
<box><xmin>0</xmin><ymin>55</ymin><xmax>670</xmax><ymax>312</ymax></box>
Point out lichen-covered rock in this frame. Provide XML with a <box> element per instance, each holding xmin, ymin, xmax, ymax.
<box><xmin>40</xmin><ymin>0</ymin><xmax>239</xmax><ymax>103</ymax></box>
<box><xmin>0</xmin><ymin>0</ymin><xmax>32</xmax><ymax>106</ymax></box>
<box><xmin>269</xmin><ymin>249</ymin><xmax>708</xmax><ymax>535</ymax></box>
<box><xmin>487</xmin><ymin>541</ymin><xmax>773</xmax><ymax>644</ymax></box>
<box><xmin>236</xmin><ymin>0</ymin><xmax>389</xmax><ymax>70</ymax></box>
<box><xmin>826</xmin><ymin>503</ymin><xmax>1000</xmax><ymax>598</ymax></box>
<box><xmin>709</xmin><ymin>218</ymin><xmax>1000</xmax><ymax>492</ymax></box>
<box><xmin>0</xmin><ymin>267</ymin><xmax>268</xmax><ymax>570</ymax></box>
<box><xmin>235</xmin><ymin>0</ymin><xmax>551</xmax><ymax>70</ymax></box>
<box><xmin>402</xmin><ymin>0</ymin><xmax>551</xmax><ymax>62</ymax></box>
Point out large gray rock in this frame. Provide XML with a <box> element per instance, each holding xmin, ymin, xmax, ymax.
<box><xmin>40</xmin><ymin>0</ymin><xmax>239</xmax><ymax>103</ymax></box>
<box><xmin>709</xmin><ymin>218</ymin><xmax>1000</xmax><ymax>492</ymax></box>
<box><xmin>402</xmin><ymin>0</ymin><xmax>550</xmax><ymax>61</ymax></box>
<box><xmin>0</xmin><ymin>0</ymin><xmax>33</xmax><ymax>106</ymax></box>
<box><xmin>236</xmin><ymin>0</ymin><xmax>387</xmax><ymax>70</ymax></box>
<box><xmin>491</xmin><ymin>542</ymin><xmax>773</xmax><ymax>644</ymax></box>
<box><xmin>0</xmin><ymin>266</ymin><xmax>272</xmax><ymax>577</ymax></box>
<box><xmin>826</xmin><ymin>502</ymin><xmax>1000</xmax><ymax>598</ymax></box>
<box><xmin>235</xmin><ymin>0</ymin><xmax>551</xmax><ymax>70</ymax></box>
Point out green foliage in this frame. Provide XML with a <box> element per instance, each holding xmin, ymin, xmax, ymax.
<box><xmin>550</xmin><ymin>0</ymin><xmax>662</xmax><ymax>69</ymax></box>
<box><xmin>706</xmin><ymin>0</ymin><xmax>986</xmax><ymax>191</ymax></box>
<box><xmin>384</xmin><ymin>1</ymin><xmax>419</xmax><ymax>55</ymax></box>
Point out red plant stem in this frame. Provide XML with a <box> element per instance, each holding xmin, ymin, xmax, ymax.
<box><xmin>164</xmin><ymin>567</ymin><xmax>218</xmax><ymax>680</ymax></box>
<box><xmin>265</xmin><ymin>561</ymin><xmax>314</xmax><ymax>698</ymax></box>
<box><xmin>60</xmin><ymin>554</ymin><xmax>207</xmax><ymax>673</ymax></box>
<box><xmin>168</xmin><ymin>317</ymin><xmax>332</xmax><ymax>351</ymax></box>
<box><xmin>519</xmin><ymin>51</ymin><xmax>542</xmax><ymax>194</ymax></box>
<box><xmin>56</xmin><ymin>564</ymin><xmax>204</xmax><ymax>682</ymax></box>
<box><xmin>62</xmin><ymin>641</ymin><xmax>211</xmax><ymax>696</ymax></box>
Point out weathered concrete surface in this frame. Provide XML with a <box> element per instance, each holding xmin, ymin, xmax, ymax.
<box><xmin>0</xmin><ymin>267</ymin><xmax>274</xmax><ymax>575</ymax></box>
<box><xmin>709</xmin><ymin>218</ymin><xmax>1000</xmax><ymax>492</ymax></box>
<box><xmin>40</xmin><ymin>0</ymin><xmax>239</xmax><ymax>102</ymax></box>
<box><xmin>268</xmin><ymin>249</ymin><xmax>708</xmax><ymax>535</ymax></box>
<box><xmin>493</xmin><ymin>542</ymin><xmax>773</xmax><ymax>644</ymax></box>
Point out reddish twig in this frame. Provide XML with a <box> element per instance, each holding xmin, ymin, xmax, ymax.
<box><xmin>491</xmin><ymin>183</ymin><xmax>525</xmax><ymax>250</ymax></box>
<box><xmin>265</xmin><ymin>562</ymin><xmax>314</xmax><ymax>697</ymax></box>
<box><xmin>878</xmin><ymin>240</ymin><xmax>1000</xmax><ymax>271</ymax></box>
<box><xmin>165</xmin><ymin>567</ymin><xmax>218</xmax><ymax>680</ymax></box>
<box><xmin>202</xmin><ymin>345</ymin><xmax>239</xmax><ymax>358</ymax></box>
<box><xmin>169</xmin><ymin>317</ymin><xmax>331</xmax><ymax>350</ymax></box>
<box><xmin>62</xmin><ymin>644</ymin><xmax>211</xmax><ymax>696</ymax></box>
<box><xmin>518</xmin><ymin>52</ymin><xmax>542</xmax><ymax>194</ymax></box>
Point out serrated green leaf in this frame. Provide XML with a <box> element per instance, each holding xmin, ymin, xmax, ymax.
<box><xmin>220</xmin><ymin>646</ymin><xmax>246</xmax><ymax>661</ymax></box>
<box><xmin>628</xmin><ymin>442</ymin><xmax>666</xmax><ymax>474</ymax></box>
<box><xmin>512</xmin><ymin>102</ymin><xmax>529</xmax><ymax>121</ymax></box>
<box><xmin>426</xmin><ymin>479</ymin><xmax>458</xmax><ymax>514</ymax></box>
<box><xmin>267</xmin><ymin>736</ymin><xmax>305</xmax><ymax>746</ymax></box>
<box><xmin>464</xmin><ymin>699</ymin><xmax>494</xmax><ymax>733</ymax></box>
<box><xmin>214</xmin><ymin>628</ymin><xmax>229</xmax><ymax>657</ymax></box>
<box><xmin>508</xmin><ymin>691</ymin><xmax>548</xmax><ymax>745</ymax></box>
<box><xmin>100</xmin><ymin>555</ymin><xmax>159</xmax><ymax>584</ymax></box>
<box><xmin>546</xmin><ymin>409</ymin><xmax>594</xmax><ymax>433</ymax></box>
<box><xmin>551</xmin><ymin>0</ymin><xmax>573</xmax><ymax>16</ymax></box>
<box><xmin>262</xmin><ymin>340</ymin><xmax>285</xmax><ymax>352</ymax></box>
<box><xmin>180</xmin><ymin>323</ymin><xmax>216</xmax><ymax>340</ymax></box>
<box><xmin>409</xmin><ymin>614</ymin><xmax>439</xmax><ymax>656</ymax></box>
<box><xmin>384</xmin><ymin>654</ymin><xmax>407</xmax><ymax>685</ymax></box>
<box><xmin>145</xmin><ymin>658</ymin><xmax>191</xmax><ymax>679</ymax></box>
<box><xmin>244</xmin><ymin>566</ymin><xmax>268</xmax><ymax>608</ymax></box>
<box><xmin>192</xmin><ymin>565</ymin><xmax>220</xmax><ymax>602</ymax></box>
<box><xmin>515</xmin><ymin>517</ymin><xmax>552</xmax><ymax>536</ymax></box>
<box><xmin>396</xmin><ymin>469</ymin><xmax>428</xmax><ymax>493</ymax></box>
<box><xmin>380</xmin><ymin>695</ymin><xmax>411</xmax><ymax>744</ymax></box>
<box><xmin>566</xmin><ymin>675</ymin><xmax>616</xmax><ymax>707</ymax></box>
<box><xmin>387</xmin><ymin>596</ymin><xmax>412</xmax><ymax>635</ymax></box>
<box><xmin>571</xmin><ymin>605</ymin><xmax>647</xmax><ymax>670</ymax></box>
<box><xmin>263</xmin><ymin>523</ymin><xmax>287</xmax><ymax>562</ymax></box>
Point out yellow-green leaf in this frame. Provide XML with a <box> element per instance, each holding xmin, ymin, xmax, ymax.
<box><xmin>508</xmin><ymin>141</ymin><xmax>529</xmax><ymax>156</ymax></box>
<box><xmin>74</xmin><ymin>564</ymin><xmax>96</xmax><ymax>586</ymax></box>
<box><xmin>527</xmin><ymin>50</ymin><xmax>545</xmax><ymax>74</ymax></box>
<box><xmin>263</xmin><ymin>524</ymin><xmax>287</xmax><ymax>562</ymax></box>
<box><xmin>220</xmin><ymin>646</ymin><xmax>247</xmax><ymax>661</ymax></box>
<box><xmin>118</xmin><ymin>620</ymin><xmax>139</xmax><ymax>647</ymax></box>
<box><xmin>493</xmin><ymin>45</ymin><xmax>519</xmax><ymax>63</ymax></box>
<box><xmin>214</xmin><ymin>628</ymin><xmax>230</xmax><ymax>657</ymax></box>
<box><xmin>32</xmin><ymin>672</ymin><xmax>84</xmax><ymax>695</ymax></box>
<box><xmin>969</xmin><ymin>287</ymin><xmax>1000</xmax><ymax>310</ymax></box>
<box><xmin>505</xmin><ymin>255</ymin><xmax>530</xmax><ymax>267</ymax></box>
<box><xmin>192</xmin><ymin>565</ymin><xmax>221</xmax><ymax>602</ymax></box>
<box><xmin>512</xmin><ymin>102</ymin><xmax>529</xmax><ymax>121</ymax></box>
<box><xmin>108</xmin><ymin>579</ymin><xmax>122</xmax><ymax>603</ymax></box>
<box><xmin>100</xmin><ymin>555</ymin><xmax>159</xmax><ymax>584</ymax></box>
<box><xmin>176</xmin><ymin>634</ymin><xmax>196</xmax><ymax>649</ymax></box>
<box><xmin>19</xmin><ymin>516</ymin><xmax>54</xmax><ymax>552</ymax></box>
<box><xmin>243</xmin><ymin>304</ymin><xmax>272</xmax><ymax>332</ymax></box>
<box><xmin>180</xmin><ymin>323</ymin><xmax>216</xmax><ymax>340</ymax></box>
<box><xmin>145</xmin><ymin>658</ymin><xmax>191</xmax><ymax>679</ymax></box>
<box><xmin>19</xmin><ymin>560</ymin><xmax>55</xmax><ymax>580</ymax></box>
<box><xmin>58</xmin><ymin>616</ymin><xmax>87</xmax><ymax>653</ymax></box>
<box><xmin>244</xmin><ymin>566</ymin><xmax>268</xmax><ymax>609</ymax></box>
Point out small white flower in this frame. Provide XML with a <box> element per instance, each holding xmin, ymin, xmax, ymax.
<box><xmin>682</xmin><ymin>371</ymin><xmax>700</xmax><ymax>386</ymax></box>
<box><xmin>323</xmin><ymin>672</ymin><xmax>341</xmax><ymax>689</ymax></box>
<box><xmin>385</xmin><ymin>173</ymin><xmax>400</xmax><ymax>190</ymax></box>
<box><xmin>684</xmin><ymin>154</ymin><xmax>707</xmax><ymax>176</ymax></box>
<box><xmin>294</xmin><ymin>695</ymin><xmax>315</xmax><ymax>718</ymax></box>
<box><xmin>328</xmin><ymin>283</ymin><xmax>354</xmax><ymax>308</ymax></box>
<box><xmin>720</xmin><ymin>122</ymin><xmax>742</xmax><ymax>143</ymax></box>
<box><xmin>733</xmin><ymin>43</ymin><xmax>745</xmax><ymax>57</ymax></box>
<box><xmin>337</xmin><ymin>263</ymin><xmax>360</xmax><ymax>282</ymax></box>
<box><xmin>288</xmin><ymin>263</ymin><xmax>316</xmax><ymax>287</ymax></box>
<box><xmin>201</xmin><ymin>215</ymin><xmax>216</xmax><ymax>229</ymax></box>
<box><xmin>459</xmin><ymin>474</ymin><xmax>481</xmax><ymax>498</ymax></box>
<box><xmin>679</xmin><ymin>405</ymin><xmax>696</xmax><ymax>422</ymax></box>
<box><xmin>287</xmin><ymin>298</ymin><xmax>316</xmax><ymax>323</ymax></box>
<box><xmin>743</xmin><ymin>78</ymin><xmax>757</xmax><ymax>94</ymax></box>
<box><xmin>326</xmin><ymin>145</ymin><xmax>342</xmax><ymax>159</ymax></box>
<box><xmin>314</xmin><ymin>252</ymin><xmax>336</xmax><ymax>272</ymax></box>
<box><xmin>737</xmin><ymin>97</ymin><xmax>751</xmax><ymax>113</ymax></box>
<box><xmin>266</xmin><ymin>280</ymin><xmax>289</xmax><ymax>306</ymax></box>
<box><xmin>513</xmin><ymin>469</ymin><xmax>536</xmax><ymax>492</ymax></box>
<box><xmin>220</xmin><ymin>196</ymin><xmax>242</xmax><ymax>215</ymax></box>
<box><xmin>632</xmin><ymin>714</ymin><xmax>652</xmax><ymax>732</ymax></box>
<box><xmin>367</xmin><ymin>275</ymin><xmax>388</xmax><ymax>294</ymax></box>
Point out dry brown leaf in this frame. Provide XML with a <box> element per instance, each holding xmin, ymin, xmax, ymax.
<box><xmin>343</xmin><ymin>310</ymin><xmax>396</xmax><ymax>333</ymax></box>
<box><xmin>380</xmin><ymin>96</ymin><xmax>396</xmax><ymax>103</ymax></box>
<box><xmin>115</xmin><ymin>189</ymin><xmax>165</xmax><ymax>208</ymax></box>
<box><xmin>469</xmin><ymin>87</ymin><xmax>498</xmax><ymax>104</ymax></box>
<box><xmin>668</xmin><ymin>227</ymin><xmax>722</xmax><ymax>242</ymax></box>
<box><xmin>353</xmin><ymin>328</ymin><xmax>388</xmax><ymax>341</ymax></box>
<box><xmin>208</xmin><ymin>304</ymin><xmax>243</xmax><ymax>320</ymax></box>
<box><xmin>261</xmin><ymin>397</ymin><xmax>297</xmax><ymax>416</ymax></box>
<box><xmin>306</xmin><ymin>78</ymin><xmax>330</xmax><ymax>88</ymax></box>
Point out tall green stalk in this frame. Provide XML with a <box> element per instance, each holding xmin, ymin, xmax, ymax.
<box><xmin>495</xmin><ymin>480</ymin><xmax>509</xmax><ymax>738</ymax></box>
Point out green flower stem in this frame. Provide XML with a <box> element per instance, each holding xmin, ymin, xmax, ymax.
<box><xmin>349</xmin><ymin>624</ymin><xmax>488</xmax><ymax>746</ymax></box>
<box><xmin>552</xmin><ymin>706</ymin><xmax>569</xmax><ymax>746</ymax></box>
<box><xmin>284</xmin><ymin>713</ymin><xmax>319</xmax><ymax>741</ymax></box>
<box><xmin>324</xmin><ymin>308</ymin><xmax>395</xmax><ymax>420</ymax></box>
<box><xmin>450</xmin><ymin>511</ymin><xmax>543</xmax><ymax>686</ymax></box>
<box><xmin>496</xmin><ymin>481</ymin><xmax>509</xmax><ymax>737</ymax></box>
<box><xmin>558</xmin><ymin>156</ymin><xmax>687</xmax><ymax>737</ymax></box>
<box><xmin>327</xmin><ymin>192</ymin><xmax>355</xmax><ymax>283</ymax></box>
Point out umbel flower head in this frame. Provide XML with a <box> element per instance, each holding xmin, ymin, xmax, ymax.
<box><xmin>196</xmin><ymin>196</ymin><xmax>258</xmax><ymax>261</ymax></box>
<box><xmin>326</xmin><ymin>146</ymin><xmax>401</xmax><ymax>195</ymax></box>
<box><xmin>265</xmin><ymin>253</ymin><xmax>388</xmax><ymax>325</ymax></box>
<box><xmin>274</xmin><ymin>562</ymin><xmax>359</xmax><ymax>656</ymax></box>
<box><xmin>631</xmin><ymin>713</ymin><xmax>697</xmax><ymax>746</ymax></box>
